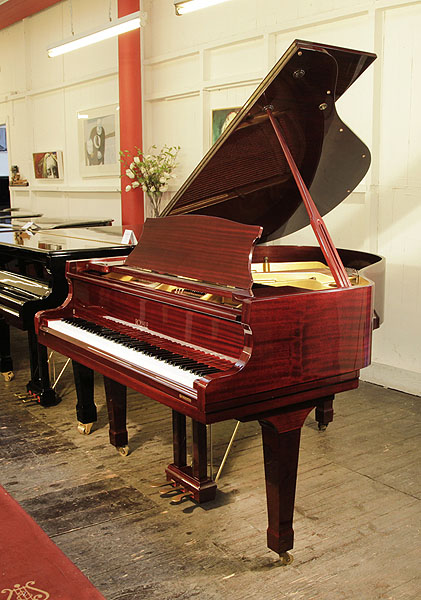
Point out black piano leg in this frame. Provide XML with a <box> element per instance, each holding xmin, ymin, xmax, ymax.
<box><xmin>26</xmin><ymin>331</ymin><xmax>60</xmax><ymax>405</ymax></box>
<box><xmin>72</xmin><ymin>360</ymin><xmax>96</xmax><ymax>435</ymax></box>
<box><xmin>103</xmin><ymin>376</ymin><xmax>129</xmax><ymax>456</ymax></box>
<box><xmin>26</xmin><ymin>334</ymin><xmax>60</xmax><ymax>406</ymax></box>
<box><xmin>166</xmin><ymin>413</ymin><xmax>217</xmax><ymax>503</ymax></box>
<box><xmin>315</xmin><ymin>394</ymin><xmax>334</xmax><ymax>431</ymax></box>
<box><xmin>0</xmin><ymin>317</ymin><xmax>14</xmax><ymax>382</ymax></box>
<box><xmin>259</xmin><ymin>404</ymin><xmax>314</xmax><ymax>564</ymax></box>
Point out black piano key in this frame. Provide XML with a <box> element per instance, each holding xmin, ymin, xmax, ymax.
<box><xmin>63</xmin><ymin>317</ymin><xmax>222</xmax><ymax>377</ymax></box>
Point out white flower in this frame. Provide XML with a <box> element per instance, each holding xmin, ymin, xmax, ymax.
<box><xmin>159</xmin><ymin>185</ymin><xmax>168</xmax><ymax>192</ymax></box>
<box><xmin>132</xmin><ymin>181</ymin><xmax>140</xmax><ymax>188</ymax></box>
<box><xmin>134</xmin><ymin>156</ymin><xmax>141</xmax><ymax>164</ymax></box>
<box><xmin>159</xmin><ymin>177</ymin><xmax>166</xmax><ymax>183</ymax></box>
<box><xmin>130</xmin><ymin>162</ymin><xmax>136</xmax><ymax>170</ymax></box>
<box><xmin>142</xmin><ymin>185</ymin><xmax>147</xmax><ymax>192</ymax></box>
<box><xmin>125</xmin><ymin>184</ymin><xmax>132</xmax><ymax>192</ymax></box>
<box><xmin>126</xmin><ymin>169</ymin><xmax>135</xmax><ymax>179</ymax></box>
<box><xmin>150</xmin><ymin>186</ymin><xmax>156</xmax><ymax>192</ymax></box>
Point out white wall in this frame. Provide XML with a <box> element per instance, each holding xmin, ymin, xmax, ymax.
<box><xmin>1</xmin><ymin>0</ymin><xmax>420</xmax><ymax>396</ymax></box>
<box><xmin>0</xmin><ymin>0</ymin><xmax>122</xmax><ymax>223</ymax></box>
<box><xmin>142</xmin><ymin>0</ymin><xmax>421</xmax><ymax>396</ymax></box>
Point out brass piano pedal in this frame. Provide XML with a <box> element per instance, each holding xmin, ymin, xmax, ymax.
<box><xmin>14</xmin><ymin>392</ymin><xmax>36</xmax><ymax>403</ymax></box>
<box><xmin>2</xmin><ymin>371</ymin><xmax>14</xmax><ymax>382</ymax></box>
<box><xmin>150</xmin><ymin>480</ymin><xmax>174</xmax><ymax>489</ymax></box>
<box><xmin>77</xmin><ymin>421</ymin><xmax>94</xmax><ymax>435</ymax></box>
<box><xmin>169</xmin><ymin>491</ymin><xmax>192</xmax><ymax>505</ymax></box>
<box><xmin>159</xmin><ymin>485</ymin><xmax>186</xmax><ymax>499</ymax></box>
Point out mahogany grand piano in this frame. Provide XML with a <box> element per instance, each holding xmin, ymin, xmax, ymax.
<box><xmin>35</xmin><ymin>40</ymin><xmax>385</xmax><ymax>562</ymax></box>
<box><xmin>0</xmin><ymin>225</ymin><xmax>132</xmax><ymax>404</ymax></box>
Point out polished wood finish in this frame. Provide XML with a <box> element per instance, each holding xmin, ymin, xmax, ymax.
<box><xmin>166</xmin><ymin>416</ymin><xmax>217</xmax><ymax>503</ymax></box>
<box><xmin>34</xmin><ymin>41</ymin><xmax>382</xmax><ymax>559</ymax></box>
<box><xmin>103</xmin><ymin>376</ymin><xmax>128</xmax><ymax>449</ymax></box>
<box><xmin>126</xmin><ymin>215</ymin><xmax>262</xmax><ymax>295</ymax></box>
<box><xmin>35</xmin><ymin>219</ymin><xmax>374</xmax><ymax>553</ymax></box>
<box><xmin>264</xmin><ymin>105</ymin><xmax>351</xmax><ymax>288</ymax></box>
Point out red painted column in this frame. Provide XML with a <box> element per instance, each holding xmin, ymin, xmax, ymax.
<box><xmin>118</xmin><ymin>0</ymin><xmax>143</xmax><ymax>237</ymax></box>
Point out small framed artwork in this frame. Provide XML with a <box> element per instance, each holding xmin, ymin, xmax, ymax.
<box><xmin>211</xmin><ymin>107</ymin><xmax>241</xmax><ymax>145</ymax></box>
<box><xmin>77</xmin><ymin>104</ymin><xmax>120</xmax><ymax>177</ymax></box>
<box><xmin>0</xmin><ymin>125</ymin><xmax>7</xmax><ymax>152</ymax></box>
<box><xmin>33</xmin><ymin>151</ymin><xmax>63</xmax><ymax>179</ymax></box>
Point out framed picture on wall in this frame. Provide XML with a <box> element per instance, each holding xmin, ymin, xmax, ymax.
<box><xmin>0</xmin><ymin>125</ymin><xmax>7</xmax><ymax>152</ymax></box>
<box><xmin>211</xmin><ymin>107</ymin><xmax>241</xmax><ymax>145</ymax></box>
<box><xmin>77</xmin><ymin>104</ymin><xmax>120</xmax><ymax>177</ymax></box>
<box><xmin>33</xmin><ymin>151</ymin><xmax>63</xmax><ymax>179</ymax></box>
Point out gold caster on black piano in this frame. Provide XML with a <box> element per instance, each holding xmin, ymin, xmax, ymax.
<box><xmin>77</xmin><ymin>421</ymin><xmax>94</xmax><ymax>435</ymax></box>
<box><xmin>2</xmin><ymin>371</ymin><xmax>14</xmax><ymax>382</ymax></box>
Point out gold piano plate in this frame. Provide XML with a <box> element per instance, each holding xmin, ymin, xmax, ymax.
<box><xmin>251</xmin><ymin>260</ymin><xmax>361</xmax><ymax>290</ymax></box>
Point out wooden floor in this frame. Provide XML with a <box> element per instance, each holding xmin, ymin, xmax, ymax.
<box><xmin>1</xmin><ymin>329</ymin><xmax>420</xmax><ymax>600</ymax></box>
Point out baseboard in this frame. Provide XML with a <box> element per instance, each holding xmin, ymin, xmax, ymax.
<box><xmin>361</xmin><ymin>362</ymin><xmax>421</xmax><ymax>397</ymax></box>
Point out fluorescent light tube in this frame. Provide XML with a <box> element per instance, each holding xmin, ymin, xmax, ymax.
<box><xmin>174</xmin><ymin>0</ymin><xmax>231</xmax><ymax>16</ymax></box>
<box><xmin>47</xmin><ymin>12</ymin><xmax>143</xmax><ymax>58</ymax></box>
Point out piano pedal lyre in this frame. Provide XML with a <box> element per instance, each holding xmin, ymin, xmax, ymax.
<box><xmin>1</xmin><ymin>371</ymin><xmax>14</xmax><ymax>382</ymax></box>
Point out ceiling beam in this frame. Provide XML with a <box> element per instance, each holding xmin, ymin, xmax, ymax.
<box><xmin>0</xmin><ymin>0</ymin><xmax>63</xmax><ymax>31</ymax></box>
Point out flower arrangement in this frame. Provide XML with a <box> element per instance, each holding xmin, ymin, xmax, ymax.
<box><xmin>121</xmin><ymin>145</ymin><xmax>180</xmax><ymax>217</ymax></box>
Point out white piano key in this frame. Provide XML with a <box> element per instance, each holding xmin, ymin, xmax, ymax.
<box><xmin>46</xmin><ymin>319</ymin><xmax>199</xmax><ymax>389</ymax></box>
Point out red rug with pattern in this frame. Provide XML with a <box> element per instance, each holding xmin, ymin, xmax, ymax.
<box><xmin>0</xmin><ymin>486</ymin><xmax>106</xmax><ymax>600</ymax></box>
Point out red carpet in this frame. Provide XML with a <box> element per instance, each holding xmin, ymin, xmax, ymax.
<box><xmin>0</xmin><ymin>486</ymin><xmax>106</xmax><ymax>599</ymax></box>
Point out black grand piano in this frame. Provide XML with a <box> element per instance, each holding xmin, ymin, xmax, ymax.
<box><xmin>35</xmin><ymin>40</ymin><xmax>385</xmax><ymax>562</ymax></box>
<box><xmin>0</xmin><ymin>225</ymin><xmax>133</xmax><ymax>405</ymax></box>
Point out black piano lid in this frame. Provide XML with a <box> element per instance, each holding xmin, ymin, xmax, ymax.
<box><xmin>162</xmin><ymin>39</ymin><xmax>376</xmax><ymax>243</ymax></box>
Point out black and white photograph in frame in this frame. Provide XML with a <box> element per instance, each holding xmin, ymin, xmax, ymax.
<box><xmin>77</xmin><ymin>104</ymin><xmax>120</xmax><ymax>177</ymax></box>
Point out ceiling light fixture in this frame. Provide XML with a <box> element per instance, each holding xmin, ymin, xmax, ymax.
<box><xmin>174</xmin><ymin>0</ymin><xmax>231</xmax><ymax>16</ymax></box>
<box><xmin>47</xmin><ymin>11</ymin><xmax>145</xmax><ymax>58</ymax></box>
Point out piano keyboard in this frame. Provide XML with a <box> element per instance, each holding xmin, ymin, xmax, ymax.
<box><xmin>45</xmin><ymin>317</ymin><xmax>227</xmax><ymax>390</ymax></box>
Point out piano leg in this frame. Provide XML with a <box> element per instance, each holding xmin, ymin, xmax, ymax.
<box><xmin>103</xmin><ymin>376</ymin><xmax>129</xmax><ymax>456</ymax></box>
<box><xmin>258</xmin><ymin>403</ymin><xmax>315</xmax><ymax>563</ymax></box>
<box><xmin>72</xmin><ymin>361</ymin><xmax>96</xmax><ymax>435</ymax></box>
<box><xmin>166</xmin><ymin>413</ymin><xmax>217</xmax><ymax>503</ymax></box>
<box><xmin>315</xmin><ymin>395</ymin><xmax>334</xmax><ymax>431</ymax></box>
<box><xmin>26</xmin><ymin>331</ymin><xmax>60</xmax><ymax>406</ymax></box>
<box><xmin>0</xmin><ymin>317</ymin><xmax>14</xmax><ymax>381</ymax></box>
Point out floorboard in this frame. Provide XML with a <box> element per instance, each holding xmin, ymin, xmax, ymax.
<box><xmin>0</xmin><ymin>329</ymin><xmax>420</xmax><ymax>599</ymax></box>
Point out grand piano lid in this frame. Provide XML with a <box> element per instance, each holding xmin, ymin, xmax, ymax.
<box><xmin>162</xmin><ymin>39</ymin><xmax>376</xmax><ymax>243</ymax></box>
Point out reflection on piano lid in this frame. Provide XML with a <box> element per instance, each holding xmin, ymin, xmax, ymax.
<box><xmin>162</xmin><ymin>39</ymin><xmax>376</xmax><ymax>243</ymax></box>
<box><xmin>0</xmin><ymin>226</ymin><xmax>127</xmax><ymax>252</ymax></box>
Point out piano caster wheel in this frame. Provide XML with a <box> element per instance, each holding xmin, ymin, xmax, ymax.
<box><xmin>2</xmin><ymin>371</ymin><xmax>14</xmax><ymax>382</ymax></box>
<box><xmin>77</xmin><ymin>422</ymin><xmax>94</xmax><ymax>435</ymax></box>
<box><xmin>279</xmin><ymin>552</ymin><xmax>294</xmax><ymax>566</ymax></box>
<box><xmin>318</xmin><ymin>423</ymin><xmax>328</xmax><ymax>431</ymax></box>
<box><xmin>117</xmin><ymin>445</ymin><xmax>130</xmax><ymax>457</ymax></box>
